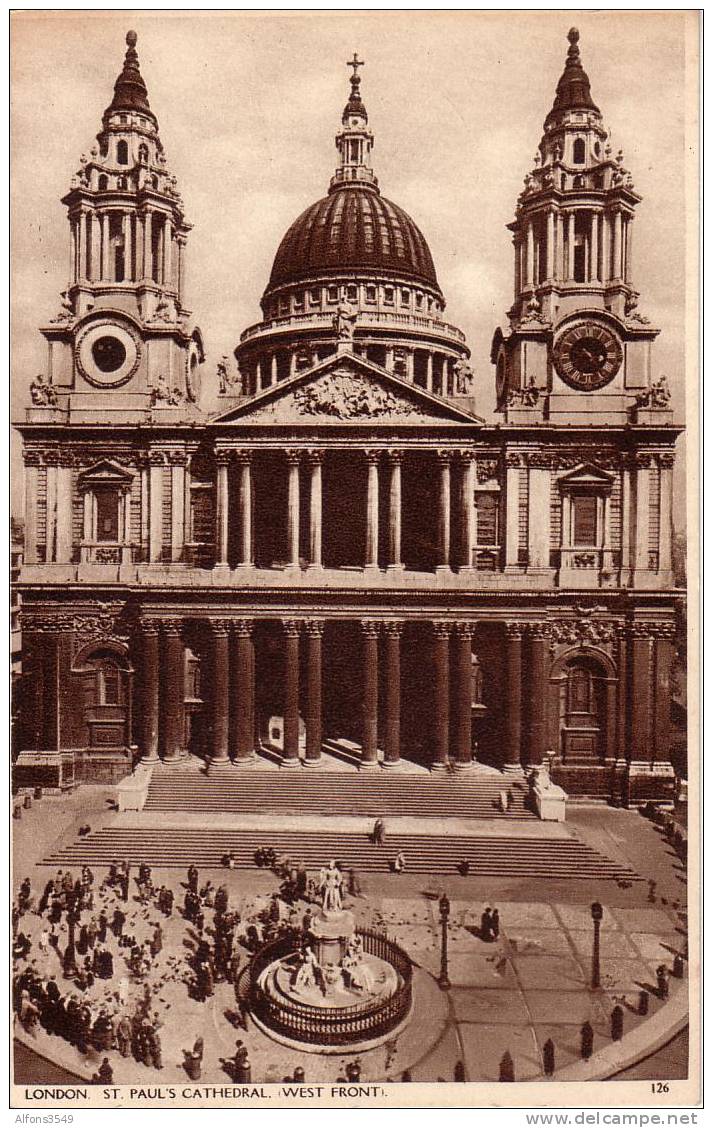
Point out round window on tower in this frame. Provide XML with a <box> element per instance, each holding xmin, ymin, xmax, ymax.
<box><xmin>92</xmin><ymin>336</ymin><xmax>126</xmax><ymax>373</ymax></box>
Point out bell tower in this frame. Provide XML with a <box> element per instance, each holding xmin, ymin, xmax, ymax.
<box><xmin>37</xmin><ymin>31</ymin><xmax>204</xmax><ymax>421</ymax></box>
<box><xmin>491</xmin><ymin>28</ymin><xmax>663</xmax><ymax>424</ymax></box>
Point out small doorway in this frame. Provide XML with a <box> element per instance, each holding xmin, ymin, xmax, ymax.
<box><xmin>558</xmin><ymin>656</ymin><xmax>605</xmax><ymax>763</ymax></box>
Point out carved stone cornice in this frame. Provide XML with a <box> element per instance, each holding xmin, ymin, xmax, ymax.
<box><xmin>528</xmin><ymin>624</ymin><xmax>552</xmax><ymax>641</ymax></box>
<box><xmin>138</xmin><ymin>616</ymin><xmax>162</xmax><ymax>636</ymax></box>
<box><xmin>658</xmin><ymin>453</ymin><xmax>675</xmax><ymax>470</ymax></box>
<box><xmin>214</xmin><ymin>450</ymin><xmax>233</xmax><ymax>467</ymax></box>
<box><xmin>364</xmin><ymin>450</ymin><xmax>381</xmax><ymax>466</ymax></box>
<box><xmin>527</xmin><ymin>452</ymin><xmax>553</xmax><ymax>470</ymax></box>
<box><xmin>385</xmin><ymin>450</ymin><xmax>403</xmax><ymax>465</ymax></box>
<box><xmin>19</xmin><ymin>612</ymin><xmax>75</xmax><ymax>634</ymax></box>
<box><xmin>475</xmin><ymin>457</ymin><xmax>500</xmax><ymax>483</ymax></box>
<box><xmin>167</xmin><ymin>450</ymin><xmax>189</xmax><ymax>467</ymax></box>
<box><xmin>148</xmin><ymin>451</ymin><xmax>167</xmax><ymax>467</ymax></box>
<box><xmin>549</xmin><ymin>618</ymin><xmax>617</xmax><ymax>646</ymax></box>
<box><xmin>23</xmin><ymin>450</ymin><xmax>42</xmax><ymax>467</ymax></box>
<box><xmin>285</xmin><ymin>450</ymin><xmax>302</xmax><ymax>466</ymax></box>
<box><xmin>628</xmin><ymin>620</ymin><xmax>676</xmax><ymax>641</ymax></box>
<box><xmin>306</xmin><ymin>449</ymin><xmax>324</xmax><ymax>466</ymax></box>
<box><xmin>635</xmin><ymin>453</ymin><xmax>653</xmax><ymax>469</ymax></box>
<box><xmin>436</xmin><ymin>450</ymin><xmax>453</xmax><ymax>466</ymax></box>
<box><xmin>505</xmin><ymin>452</ymin><xmax>525</xmax><ymax>469</ymax></box>
<box><xmin>232</xmin><ymin>450</ymin><xmax>252</xmax><ymax>467</ymax></box>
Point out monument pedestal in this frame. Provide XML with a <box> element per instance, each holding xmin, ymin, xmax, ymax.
<box><xmin>310</xmin><ymin>909</ymin><xmax>356</xmax><ymax>966</ymax></box>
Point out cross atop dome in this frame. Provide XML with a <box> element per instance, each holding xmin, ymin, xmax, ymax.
<box><xmin>347</xmin><ymin>52</ymin><xmax>364</xmax><ymax>78</ymax></box>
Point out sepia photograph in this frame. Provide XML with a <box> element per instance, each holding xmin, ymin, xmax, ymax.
<box><xmin>9</xmin><ymin>9</ymin><xmax>699</xmax><ymax>1111</ymax></box>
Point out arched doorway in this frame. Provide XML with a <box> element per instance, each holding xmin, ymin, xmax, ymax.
<box><xmin>73</xmin><ymin>642</ymin><xmax>133</xmax><ymax>751</ymax></box>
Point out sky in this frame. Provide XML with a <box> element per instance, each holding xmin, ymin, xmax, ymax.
<box><xmin>10</xmin><ymin>10</ymin><xmax>694</xmax><ymax>516</ymax></box>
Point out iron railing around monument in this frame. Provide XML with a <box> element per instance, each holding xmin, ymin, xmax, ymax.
<box><xmin>248</xmin><ymin>926</ymin><xmax>413</xmax><ymax>1046</ymax></box>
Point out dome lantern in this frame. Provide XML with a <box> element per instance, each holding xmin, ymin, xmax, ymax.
<box><xmin>330</xmin><ymin>53</ymin><xmax>378</xmax><ymax>194</ymax></box>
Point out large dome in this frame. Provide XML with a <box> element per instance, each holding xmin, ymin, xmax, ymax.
<box><xmin>267</xmin><ymin>184</ymin><xmax>441</xmax><ymax>293</ymax></box>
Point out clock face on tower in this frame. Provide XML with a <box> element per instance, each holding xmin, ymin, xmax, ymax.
<box><xmin>553</xmin><ymin>322</ymin><xmax>623</xmax><ymax>391</ymax></box>
<box><xmin>75</xmin><ymin>320</ymin><xmax>141</xmax><ymax>388</ymax></box>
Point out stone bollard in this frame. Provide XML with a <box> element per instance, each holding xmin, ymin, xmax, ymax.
<box><xmin>611</xmin><ymin>1005</ymin><xmax>624</xmax><ymax>1042</ymax></box>
<box><xmin>499</xmin><ymin>1051</ymin><xmax>515</xmax><ymax>1082</ymax></box>
<box><xmin>34</xmin><ymin>787</ymin><xmax>43</xmax><ymax>800</ymax></box>
<box><xmin>543</xmin><ymin>1039</ymin><xmax>555</xmax><ymax>1076</ymax></box>
<box><xmin>656</xmin><ymin>965</ymin><xmax>670</xmax><ymax>1000</ymax></box>
<box><xmin>672</xmin><ymin>953</ymin><xmax>685</xmax><ymax>979</ymax></box>
<box><xmin>580</xmin><ymin>1021</ymin><xmax>594</xmax><ymax>1060</ymax></box>
<box><xmin>23</xmin><ymin>794</ymin><xmax>32</xmax><ymax>809</ymax></box>
<box><xmin>638</xmin><ymin>989</ymin><xmax>649</xmax><ymax>1016</ymax></box>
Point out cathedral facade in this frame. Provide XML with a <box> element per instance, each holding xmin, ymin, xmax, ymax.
<box><xmin>15</xmin><ymin>29</ymin><xmax>682</xmax><ymax>803</ymax></box>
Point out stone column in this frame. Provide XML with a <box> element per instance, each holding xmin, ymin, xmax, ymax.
<box><xmin>304</xmin><ymin>621</ymin><xmax>323</xmax><ymax>765</ymax></box>
<box><xmin>163</xmin><ymin>216</ymin><xmax>173</xmax><ymax>288</ymax></box>
<box><xmin>77</xmin><ymin>210</ymin><xmax>87</xmax><ymax>281</ymax></box>
<box><xmin>90</xmin><ymin>213</ymin><xmax>101</xmax><ymax>282</ymax></box>
<box><xmin>436</xmin><ymin>451</ymin><xmax>452</xmax><ymax>572</ymax></box>
<box><xmin>142</xmin><ymin>210</ymin><xmax>152</xmax><ymax>280</ymax></box>
<box><xmin>286</xmin><ymin>451</ymin><xmax>301</xmax><ymax>567</ymax></box>
<box><xmin>148</xmin><ymin>455</ymin><xmax>163</xmax><ymax>563</ymax></box>
<box><xmin>382</xmin><ymin>621</ymin><xmax>403</xmax><ymax>767</ymax></box>
<box><xmin>453</xmin><ymin>623</ymin><xmax>475</xmax><ymax>769</ymax></box>
<box><xmin>215</xmin><ymin>454</ymin><xmax>230</xmax><ymax>567</ymax></box>
<box><xmin>170</xmin><ymin>453</ymin><xmax>186</xmax><ymax>563</ymax></box>
<box><xmin>658</xmin><ymin>454</ymin><xmax>674</xmax><ymax>575</ymax></box>
<box><xmin>236</xmin><ymin>452</ymin><xmax>253</xmax><ymax>568</ymax></box>
<box><xmin>365</xmin><ymin>450</ymin><xmax>380</xmax><ymax>570</ymax></box>
<box><xmin>123</xmin><ymin>212</ymin><xmax>132</xmax><ymax>281</ymax></box>
<box><xmin>458</xmin><ymin>452</ymin><xmax>475</xmax><ymax>571</ymax></box>
<box><xmin>386</xmin><ymin>451</ymin><xmax>403</xmax><ymax>571</ymax></box>
<box><xmin>160</xmin><ymin>620</ymin><xmax>185</xmax><ymax>762</ymax></box>
<box><xmin>44</xmin><ymin>457</ymin><xmax>57</xmax><ymax>563</ymax></box>
<box><xmin>176</xmin><ymin>235</ymin><xmax>186</xmax><ymax>305</ymax></box>
<box><xmin>527</xmin><ymin>626</ymin><xmax>550</xmax><ymax>766</ymax></box>
<box><xmin>624</xmin><ymin>217</ymin><xmax>633</xmax><ymax>283</ymax></box>
<box><xmin>426</xmin><ymin>351</ymin><xmax>434</xmax><ymax>393</ymax></box>
<box><xmin>55</xmin><ymin>458</ymin><xmax>73</xmax><ymax>565</ymax></box>
<box><xmin>590</xmin><ymin>211</ymin><xmax>600</xmax><ymax>282</ymax></box>
<box><xmin>503</xmin><ymin>623</ymin><xmax>524</xmax><ymax>772</ymax></box>
<box><xmin>360</xmin><ymin>620</ymin><xmax>380</xmax><ymax>769</ymax></box>
<box><xmin>69</xmin><ymin>219</ymin><xmax>77</xmax><ymax>285</ymax></box>
<box><xmin>138</xmin><ymin>618</ymin><xmax>160</xmax><ymax>762</ymax></box>
<box><xmin>653</xmin><ymin>628</ymin><xmax>675</xmax><ymax>764</ymax></box>
<box><xmin>566</xmin><ymin>211</ymin><xmax>576</xmax><ymax>280</ymax></box>
<box><xmin>102</xmin><ymin>213</ymin><xmax>111</xmax><ymax>281</ymax></box>
<box><xmin>23</xmin><ymin>455</ymin><xmax>38</xmax><ymax>564</ymax></box>
<box><xmin>612</xmin><ymin>209</ymin><xmax>622</xmax><ymax>280</ymax></box>
<box><xmin>505</xmin><ymin>453</ymin><xmax>521</xmax><ymax>570</ymax></box>
<box><xmin>634</xmin><ymin>454</ymin><xmax>651</xmax><ymax>575</ymax></box>
<box><xmin>525</xmin><ymin>220</ymin><xmax>535</xmax><ymax>287</ymax></box>
<box><xmin>210</xmin><ymin>620</ymin><xmax>230</xmax><ymax>762</ymax></box>
<box><xmin>546</xmin><ymin>209</ymin><xmax>555</xmax><ymax>279</ymax></box>
<box><xmin>282</xmin><ymin>619</ymin><xmax>301</xmax><ymax>766</ymax></box>
<box><xmin>630</xmin><ymin>629</ymin><xmax>652</xmax><ymax>765</ymax></box>
<box><xmin>307</xmin><ymin>450</ymin><xmax>323</xmax><ymax>569</ymax></box>
<box><xmin>431</xmin><ymin>621</ymin><xmax>451</xmax><ymax>770</ymax></box>
<box><xmin>527</xmin><ymin>456</ymin><xmax>552</xmax><ymax>572</ymax></box>
<box><xmin>232</xmin><ymin>620</ymin><xmax>255</xmax><ymax>764</ymax></box>
<box><xmin>270</xmin><ymin>354</ymin><xmax>278</xmax><ymax>386</ymax></box>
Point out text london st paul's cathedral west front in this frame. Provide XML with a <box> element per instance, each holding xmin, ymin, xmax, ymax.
<box><xmin>15</xmin><ymin>28</ymin><xmax>683</xmax><ymax>809</ymax></box>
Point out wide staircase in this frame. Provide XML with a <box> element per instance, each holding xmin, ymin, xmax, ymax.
<box><xmin>40</xmin><ymin>826</ymin><xmax>640</xmax><ymax>881</ymax></box>
<box><xmin>143</xmin><ymin>761</ymin><xmax>535</xmax><ymax>819</ymax></box>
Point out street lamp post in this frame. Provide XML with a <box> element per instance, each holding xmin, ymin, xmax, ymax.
<box><xmin>438</xmin><ymin>892</ymin><xmax>451</xmax><ymax>991</ymax></box>
<box><xmin>590</xmin><ymin>901</ymin><xmax>603</xmax><ymax>990</ymax></box>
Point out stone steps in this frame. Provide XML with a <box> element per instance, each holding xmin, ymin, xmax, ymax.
<box><xmin>144</xmin><ymin>765</ymin><xmax>535</xmax><ymax>819</ymax></box>
<box><xmin>41</xmin><ymin>827</ymin><xmax>641</xmax><ymax>880</ymax></box>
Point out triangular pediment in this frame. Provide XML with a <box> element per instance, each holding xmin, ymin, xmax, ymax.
<box><xmin>212</xmin><ymin>352</ymin><xmax>482</xmax><ymax>427</ymax></box>
<box><xmin>77</xmin><ymin>459</ymin><xmax>135</xmax><ymax>486</ymax></box>
<box><xmin>557</xmin><ymin>462</ymin><xmax>614</xmax><ymax>487</ymax></box>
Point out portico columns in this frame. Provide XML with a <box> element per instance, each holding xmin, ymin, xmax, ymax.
<box><xmin>304</xmin><ymin>621</ymin><xmax>324</xmax><ymax>765</ymax></box>
<box><xmin>431</xmin><ymin>622</ymin><xmax>451</xmax><ymax>770</ymax></box>
<box><xmin>282</xmin><ymin>619</ymin><xmax>301</xmax><ymax>766</ymax></box>
<box><xmin>382</xmin><ymin>622</ymin><xmax>403</xmax><ymax>767</ymax></box>
<box><xmin>436</xmin><ymin>450</ymin><xmax>452</xmax><ymax>571</ymax></box>
<box><xmin>458</xmin><ymin>452</ymin><xmax>475</xmax><ymax>571</ymax></box>
<box><xmin>386</xmin><ymin>451</ymin><xmax>403</xmax><ymax>571</ymax></box>
<box><xmin>307</xmin><ymin>450</ymin><xmax>323</xmax><ymax>569</ymax></box>
<box><xmin>236</xmin><ymin>452</ymin><xmax>253</xmax><ymax>568</ymax></box>
<box><xmin>160</xmin><ymin>620</ymin><xmax>185</xmax><ymax>762</ymax></box>
<box><xmin>138</xmin><ymin>618</ymin><xmax>160</xmax><ymax>762</ymax></box>
<box><xmin>365</xmin><ymin>451</ymin><xmax>380</xmax><ymax>570</ymax></box>
<box><xmin>210</xmin><ymin>620</ymin><xmax>230</xmax><ymax>762</ymax></box>
<box><xmin>503</xmin><ymin>623</ymin><xmax>524</xmax><ymax>772</ymax></box>
<box><xmin>215</xmin><ymin>454</ymin><xmax>230</xmax><ymax>566</ymax></box>
<box><xmin>527</xmin><ymin>625</ymin><xmax>550</xmax><ymax>767</ymax></box>
<box><xmin>360</xmin><ymin>620</ymin><xmax>380</xmax><ymax>768</ymax></box>
<box><xmin>453</xmin><ymin>623</ymin><xmax>475</xmax><ymax>770</ymax></box>
<box><xmin>232</xmin><ymin>620</ymin><xmax>256</xmax><ymax>764</ymax></box>
<box><xmin>286</xmin><ymin>451</ymin><xmax>301</xmax><ymax>567</ymax></box>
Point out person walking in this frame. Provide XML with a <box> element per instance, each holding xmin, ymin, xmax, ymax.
<box><xmin>373</xmin><ymin>818</ymin><xmax>386</xmax><ymax>846</ymax></box>
<box><xmin>392</xmin><ymin>851</ymin><xmax>406</xmax><ymax>874</ymax></box>
<box><xmin>491</xmin><ymin>908</ymin><xmax>500</xmax><ymax>939</ymax></box>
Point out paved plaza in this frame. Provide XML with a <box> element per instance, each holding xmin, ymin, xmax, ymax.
<box><xmin>13</xmin><ymin>786</ymin><xmax>688</xmax><ymax>1085</ymax></box>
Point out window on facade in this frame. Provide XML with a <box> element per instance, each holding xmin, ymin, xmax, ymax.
<box><xmin>474</xmin><ymin>492</ymin><xmax>500</xmax><ymax>545</ymax></box>
<box><xmin>190</xmin><ymin>488</ymin><xmax>213</xmax><ymax>544</ymax></box>
<box><xmin>471</xmin><ymin>655</ymin><xmax>483</xmax><ymax>706</ymax></box>
<box><xmin>561</xmin><ymin>174</ymin><xmax>567</xmax><ymax>190</ymax></box>
<box><xmin>346</xmin><ymin>285</ymin><xmax>358</xmax><ymax>301</ymax></box>
<box><xmin>415</xmin><ymin>293</ymin><xmax>423</xmax><ymax>309</ymax></box>
<box><xmin>572</xmin><ymin>494</ymin><xmax>598</xmax><ymax>545</ymax></box>
<box><xmin>401</xmin><ymin>288</ymin><xmax>410</xmax><ymax>306</ymax></box>
<box><xmin>384</xmin><ymin>287</ymin><xmax>394</xmax><ymax>304</ymax></box>
<box><xmin>98</xmin><ymin>174</ymin><xmax>108</xmax><ymax>191</ymax></box>
<box><xmin>116</xmin><ymin>140</ymin><xmax>129</xmax><ymax>165</ymax></box>
<box><xmin>365</xmin><ymin>285</ymin><xmax>377</xmax><ymax>303</ymax></box>
<box><xmin>573</xmin><ymin>138</ymin><xmax>586</xmax><ymax>164</ymax></box>
<box><xmin>567</xmin><ymin>664</ymin><xmax>592</xmax><ymax>713</ymax></box>
<box><xmin>327</xmin><ymin>286</ymin><xmax>339</xmax><ymax>303</ymax></box>
<box><xmin>85</xmin><ymin>653</ymin><xmax>124</xmax><ymax>706</ymax></box>
<box><xmin>185</xmin><ymin>650</ymin><xmax>201</xmax><ymax>700</ymax></box>
<box><xmin>293</xmin><ymin>292</ymin><xmax>304</xmax><ymax>310</ymax></box>
<box><xmin>309</xmin><ymin>288</ymin><xmax>321</xmax><ymax>305</ymax></box>
<box><xmin>96</xmin><ymin>490</ymin><xmax>120</xmax><ymax>542</ymax></box>
<box><xmin>279</xmin><ymin>296</ymin><xmax>289</xmax><ymax>314</ymax></box>
<box><xmin>117</xmin><ymin>176</ymin><xmax>127</xmax><ymax>191</ymax></box>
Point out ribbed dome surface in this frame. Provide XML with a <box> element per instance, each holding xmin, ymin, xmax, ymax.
<box><xmin>267</xmin><ymin>186</ymin><xmax>440</xmax><ymax>291</ymax></box>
